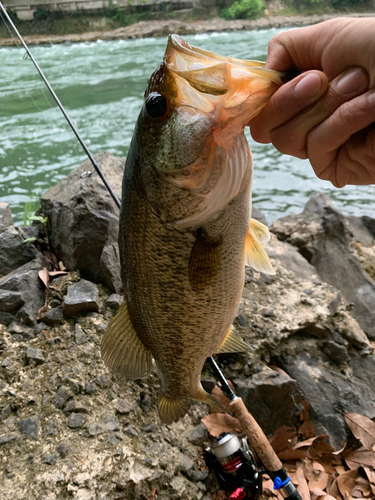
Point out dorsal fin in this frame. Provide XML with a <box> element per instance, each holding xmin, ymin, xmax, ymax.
<box><xmin>216</xmin><ymin>325</ymin><xmax>251</xmax><ymax>354</ymax></box>
<box><xmin>101</xmin><ymin>301</ymin><xmax>152</xmax><ymax>379</ymax></box>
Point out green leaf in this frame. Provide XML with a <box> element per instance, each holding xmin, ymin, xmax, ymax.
<box><xmin>23</xmin><ymin>237</ymin><xmax>37</xmax><ymax>244</ymax></box>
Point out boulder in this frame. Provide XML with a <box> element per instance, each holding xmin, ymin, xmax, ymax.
<box><xmin>63</xmin><ymin>280</ymin><xmax>100</xmax><ymax>318</ymax></box>
<box><xmin>272</xmin><ymin>192</ymin><xmax>375</xmax><ymax>339</ymax></box>
<box><xmin>0</xmin><ymin>256</ymin><xmax>46</xmax><ymax>327</ymax></box>
<box><xmin>40</xmin><ymin>152</ymin><xmax>123</xmax><ymax>292</ymax></box>
<box><xmin>0</xmin><ymin>202</ymin><xmax>13</xmax><ymax>230</ymax></box>
<box><xmin>0</xmin><ymin>225</ymin><xmax>38</xmax><ymax>278</ymax></box>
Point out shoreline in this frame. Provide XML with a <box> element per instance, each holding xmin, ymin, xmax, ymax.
<box><xmin>1</xmin><ymin>11</ymin><xmax>374</xmax><ymax>46</ymax></box>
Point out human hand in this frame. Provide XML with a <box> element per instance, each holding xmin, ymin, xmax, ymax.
<box><xmin>249</xmin><ymin>17</ymin><xmax>375</xmax><ymax>188</ymax></box>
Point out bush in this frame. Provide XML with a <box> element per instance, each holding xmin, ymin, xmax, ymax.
<box><xmin>221</xmin><ymin>0</ymin><xmax>264</xmax><ymax>20</ymax></box>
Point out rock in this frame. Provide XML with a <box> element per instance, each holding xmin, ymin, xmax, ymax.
<box><xmin>0</xmin><ymin>290</ymin><xmax>24</xmax><ymax>312</ymax></box>
<box><xmin>17</xmin><ymin>416</ymin><xmax>38</xmax><ymax>439</ymax></box>
<box><xmin>74</xmin><ymin>324</ymin><xmax>86</xmax><ymax>345</ymax></box>
<box><xmin>275</xmin><ymin>350</ymin><xmax>375</xmax><ymax>448</ymax></box>
<box><xmin>0</xmin><ymin>202</ymin><xmax>13</xmax><ymax>230</ymax></box>
<box><xmin>40</xmin><ymin>152</ymin><xmax>123</xmax><ymax>289</ymax></box>
<box><xmin>182</xmin><ymin>424</ymin><xmax>208</xmax><ymax>446</ymax></box>
<box><xmin>26</xmin><ymin>347</ymin><xmax>45</xmax><ymax>365</ymax></box>
<box><xmin>40</xmin><ymin>307</ymin><xmax>64</xmax><ymax>325</ymax></box>
<box><xmin>63</xmin><ymin>280</ymin><xmax>99</xmax><ymax>318</ymax></box>
<box><xmin>272</xmin><ymin>192</ymin><xmax>375</xmax><ymax>339</ymax></box>
<box><xmin>95</xmin><ymin>374</ymin><xmax>111</xmax><ymax>389</ymax></box>
<box><xmin>69</xmin><ymin>413</ymin><xmax>86</xmax><ymax>429</ymax></box>
<box><xmin>124</xmin><ymin>425</ymin><xmax>138</xmax><ymax>437</ymax></box>
<box><xmin>0</xmin><ymin>225</ymin><xmax>38</xmax><ymax>278</ymax></box>
<box><xmin>252</xmin><ymin>206</ymin><xmax>268</xmax><ymax>227</ymax></box>
<box><xmin>189</xmin><ymin>470</ymin><xmax>209</xmax><ymax>482</ymax></box>
<box><xmin>54</xmin><ymin>385</ymin><xmax>73</xmax><ymax>409</ymax></box>
<box><xmin>85</xmin><ymin>383</ymin><xmax>97</xmax><ymax>394</ymax></box>
<box><xmin>57</xmin><ymin>442</ymin><xmax>70</xmax><ymax>458</ymax></box>
<box><xmin>43</xmin><ymin>417</ymin><xmax>58</xmax><ymax>436</ymax></box>
<box><xmin>43</xmin><ymin>454</ymin><xmax>57</xmax><ymax>465</ymax></box>
<box><xmin>323</xmin><ymin>341</ymin><xmax>348</xmax><ymax>365</ymax></box>
<box><xmin>179</xmin><ymin>453</ymin><xmax>194</xmax><ymax>472</ymax></box>
<box><xmin>0</xmin><ymin>256</ymin><xmax>46</xmax><ymax>326</ymax></box>
<box><xmin>265</xmin><ymin>234</ymin><xmax>319</xmax><ymax>280</ymax></box>
<box><xmin>100</xmin><ymin>242</ymin><xmax>122</xmax><ymax>293</ymax></box>
<box><xmin>88</xmin><ymin>415</ymin><xmax>119</xmax><ymax>436</ymax></box>
<box><xmin>63</xmin><ymin>400</ymin><xmax>89</xmax><ymax>413</ymax></box>
<box><xmin>105</xmin><ymin>294</ymin><xmax>123</xmax><ymax>310</ymax></box>
<box><xmin>0</xmin><ymin>433</ymin><xmax>18</xmax><ymax>446</ymax></box>
<box><xmin>141</xmin><ymin>423</ymin><xmax>156</xmax><ymax>433</ymax></box>
<box><xmin>234</xmin><ymin>367</ymin><xmax>303</xmax><ymax>435</ymax></box>
<box><xmin>113</xmin><ymin>398</ymin><xmax>134</xmax><ymax>414</ymax></box>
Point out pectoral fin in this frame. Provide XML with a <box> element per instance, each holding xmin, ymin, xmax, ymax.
<box><xmin>101</xmin><ymin>301</ymin><xmax>152</xmax><ymax>379</ymax></box>
<box><xmin>216</xmin><ymin>325</ymin><xmax>251</xmax><ymax>353</ymax></box>
<box><xmin>245</xmin><ymin>226</ymin><xmax>275</xmax><ymax>275</ymax></box>
<box><xmin>159</xmin><ymin>394</ymin><xmax>191</xmax><ymax>424</ymax></box>
<box><xmin>189</xmin><ymin>228</ymin><xmax>222</xmax><ymax>292</ymax></box>
<box><xmin>250</xmin><ymin>218</ymin><xmax>271</xmax><ymax>244</ymax></box>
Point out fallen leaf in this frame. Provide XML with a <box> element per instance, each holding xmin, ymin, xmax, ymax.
<box><xmin>278</xmin><ymin>449</ymin><xmax>310</xmax><ymax>461</ymax></box>
<box><xmin>294</xmin><ymin>435</ymin><xmax>329</xmax><ymax>450</ymax></box>
<box><xmin>38</xmin><ymin>267</ymin><xmax>50</xmax><ymax>289</ymax></box>
<box><xmin>345</xmin><ymin>450</ymin><xmax>375</xmax><ymax>469</ymax></box>
<box><xmin>296</xmin><ymin>467</ymin><xmax>311</xmax><ymax>500</ymax></box>
<box><xmin>308</xmin><ymin>468</ymin><xmax>329</xmax><ymax>492</ymax></box>
<box><xmin>210</xmin><ymin>383</ymin><xmax>235</xmax><ymax>412</ymax></box>
<box><xmin>36</xmin><ymin>305</ymin><xmax>47</xmax><ymax>320</ymax></box>
<box><xmin>201</xmin><ymin>413</ymin><xmax>242</xmax><ymax>437</ymax></box>
<box><xmin>270</xmin><ymin>426</ymin><xmax>297</xmax><ymax>454</ymax></box>
<box><xmin>344</xmin><ymin>413</ymin><xmax>375</xmax><ymax>449</ymax></box>
<box><xmin>336</xmin><ymin>469</ymin><xmax>360</xmax><ymax>498</ymax></box>
<box><xmin>49</xmin><ymin>270</ymin><xmax>68</xmax><ymax>277</ymax></box>
<box><xmin>147</xmin><ymin>487</ymin><xmax>157</xmax><ymax>500</ymax></box>
<box><xmin>299</xmin><ymin>420</ymin><xmax>316</xmax><ymax>439</ymax></box>
<box><xmin>327</xmin><ymin>477</ymin><xmax>341</xmax><ymax>499</ymax></box>
<box><xmin>363</xmin><ymin>467</ymin><xmax>375</xmax><ymax>483</ymax></box>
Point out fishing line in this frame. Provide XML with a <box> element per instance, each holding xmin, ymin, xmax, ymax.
<box><xmin>0</xmin><ymin>1</ymin><xmax>121</xmax><ymax>209</ymax></box>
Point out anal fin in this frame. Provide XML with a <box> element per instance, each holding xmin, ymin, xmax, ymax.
<box><xmin>101</xmin><ymin>300</ymin><xmax>152</xmax><ymax>379</ymax></box>
<box><xmin>245</xmin><ymin>225</ymin><xmax>275</xmax><ymax>275</ymax></box>
<box><xmin>216</xmin><ymin>325</ymin><xmax>251</xmax><ymax>353</ymax></box>
<box><xmin>159</xmin><ymin>394</ymin><xmax>191</xmax><ymax>424</ymax></box>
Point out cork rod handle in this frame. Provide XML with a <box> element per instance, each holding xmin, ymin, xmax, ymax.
<box><xmin>229</xmin><ymin>397</ymin><xmax>282</xmax><ymax>472</ymax></box>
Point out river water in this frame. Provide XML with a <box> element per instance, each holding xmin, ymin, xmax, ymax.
<box><xmin>0</xmin><ymin>29</ymin><xmax>373</xmax><ymax>225</ymax></box>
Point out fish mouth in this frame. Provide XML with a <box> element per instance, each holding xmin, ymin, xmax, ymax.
<box><xmin>164</xmin><ymin>34</ymin><xmax>283</xmax><ymax>116</ymax></box>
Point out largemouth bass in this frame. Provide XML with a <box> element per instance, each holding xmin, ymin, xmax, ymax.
<box><xmin>102</xmin><ymin>35</ymin><xmax>283</xmax><ymax>423</ymax></box>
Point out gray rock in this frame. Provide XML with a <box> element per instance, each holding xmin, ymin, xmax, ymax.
<box><xmin>26</xmin><ymin>347</ymin><xmax>45</xmax><ymax>365</ymax></box>
<box><xmin>0</xmin><ymin>225</ymin><xmax>38</xmax><ymax>278</ymax></box>
<box><xmin>100</xmin><ymin>242</ymin><xmax>123</xmax><ymax>294</ymax></box>
<box><xmin>69</xmin><ymin>413</ymin><xmax>86</xmax><ymax>429</ymax></box>
<box><xmin>105</xmin><ymin>294</ymin><xmax>123</xmax><ymax>310</ymax></box>
<box><xmin>0</xmin><ymin>433</ymin><xmax>18</xmax><ymax>446</ymax></box>
<box><xmin>43</xmin><ymin>454</ymin><xmax>57</xmax><ymax>465</ymax></box>
<box><xmin>95</xmin><ymin>374</ymin><xmax>111</xmax><ymax>388</ymax></box>
<box><xmin>63</xmin><ymin>280</ymin><xmax>99</xmax><ymax>318</ymax></box>
<box><xmin>252</xmin><ymin>206</ymin><xmax>268</xmax><ymax>226</ymax></box>
<box><xmin>141</xmin><ymin>423</ymin><xmax>156</xmax><ymax>433</ymax></box>
<box><xmin>0</xmin><ymin>256</ymin><xmax>46</xmax><ymax>327</ymax></box>
<box><xmin>57</xmin><ymin>442</ymin><xmax>70</xmax><ymax>458</ymax></box>
<box><xmin>88</xmin><ymin>415</ymin><xmax>119</xmax><ymax>436</ymax></box>
<box><xmin>124</xmin><ymin>425</ymin><xmax>138</xmax><ymax>437</ymax></box>
<box><xmin>179</xmin><ymin>453</ymin><xmax>194</xmax><ymax>472</ymax></box>
<box><xmin>17</xmin><ymin>416</ymin><xmax>38</xmax><ymax>439</ymax></box>
<box><xmin>323</xmin><ymin>340</ymin><xmax>348</xmax><ymax>365</ymax></box>
<box><xmin>74</xmin><ymin>324</ymin><xmax>86</xmax><ymax>345</ymax></box>
<box><xmin>272</xmin><ymin>192</ymin><xmax>375</xmax><ymax>339</ymax></box>
<box><xmin>234</xmin><ymin>367</ymin><xmax>303</xmax><ymax>436</ymax></box>
<box><xmin>113</xmin><ymin>398</ymin><xmax>134</xmax><ymax>414</ymax></box>
<box><xmin>0</xmin><ymin>291</ymin><xmax>24</xmax><ymax>312</ymax></box>
<box><xmin>0</xmin><ymin>202</ymin><xmax>13</xmax><ymax>230</ymax></box>
<box><xmin>43</xmin><ymin>417</ymin><xmax>58</xmax><ymax>436</ymax></box>
<box><xmin>182</xmin><ymin>424</ymin><xmax>208</xmax><ymax>446</ymax></box>
<box><xmin>85</xmin><ymin>383</ymin><xmax>97</xmax><ymax>394</ymax></box>
<box><xmin>63</xmin><ymin>400</ymin><xmax>89</xmax><ymax>413</ymax></box>
<box><xmin>54</xmin><ymin>385</ymin><xmax>72</xmax><ymax>409</ymax></box>
<box><xmin>40</xmin><ymin>307</ymin><xmax>64</xmax><ymax>325</ymax></box>
<box><xmin>188</xmin><ymin>470</ymin><xmax>209</xmax><ymax>482</ymax></box>
<box><xmin>40</xmin><ymin>152</ymin><xmax>122</xmax><ymax>288</ymax></box>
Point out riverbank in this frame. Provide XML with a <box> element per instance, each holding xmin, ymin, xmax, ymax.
<box><xmin>1</xmin><ymin>11</ymin><xmax>374</xmax><ymax>46</ymax></box>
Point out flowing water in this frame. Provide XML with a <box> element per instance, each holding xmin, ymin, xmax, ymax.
<box><xmin>0</xmin><ymin>29</ymin><xmax>374</xmax><ymax>225</ymax></box>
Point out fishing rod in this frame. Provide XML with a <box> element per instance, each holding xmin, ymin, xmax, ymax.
<box><xmin>0</xmin><ymin>1</ymin><xmax>120</xmax><ymax>209</ymax></box>
<box><xmin>0</xmin><ymin>9</ymin><xmax>301</xmax><ymax>499</ymax></box>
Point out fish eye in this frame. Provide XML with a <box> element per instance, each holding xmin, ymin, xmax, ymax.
<box><xmin>145</xmin><ymin>92</ymin><xmax>168</xmax><ymax>120</ymax></box>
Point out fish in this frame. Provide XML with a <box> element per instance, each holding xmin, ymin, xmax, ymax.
<box><xmin>101</xmin><ymin>34</ymin><xmax>283</xmax><ymax>424</ymax></box>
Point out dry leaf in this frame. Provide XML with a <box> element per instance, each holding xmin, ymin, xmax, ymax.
<box><xmin>210</xmin><ymin>383</ymin><xmax>235</xmax><ymax>412</ymax></box>
<box><xmin>309</xmin><ymin>468</ymin><xmax>329</xmax><ymax>492</ymax></box>
<box><xmin>147</xmin><ymin>487</ymin><xmax>157</xmax><ymax>500</ymax></box>
<box><xmin>363</xmin><ymin>467</ymin><xmax>375</xmax><ymax>483</ymax></box>
<box><xmin>344</xmin><ymin>413</ymin><xmax>375</xmax><ymax>449</ymax></box>
<box><xmin>201</xmin><ymin>413</ymin><xmax>242</xmax><ymax>437</ymax></box>
<box><xmin>278</xmin><ymin>449</ymin><xmax>310</xmax><ymax>461</ymax></box>
<box><xmin>270</xmin><ymin>426</ymin><xmax>297</xmax><ymax>454</ymax></box>
<box><xmin>296</xmin><ymin>467</ymin><xmax>311</xmax><ymax>500</ymax></box>
<box><xmin>345</xmin><ymin>450</ymin><xmax>375</xmax><ymax>468</ymax></box>
<box><xmin>336</xmin><ymin>469</ymin><xmax>360</xmax><ymax>498</ymax></box>
<box><xmin>49</xmin><ymin>270</ymin><xmax>68</xmax><ymax>277</ymax></box>
<box><xmin>38</xmin><ymin>267</ymin><xmax>50</xmax><ymax>289</ymax></box>
<box><xmin>294</xmin><ymin>435</ymin><xmax>328</xmax><ymax>450</ymax></box>
<box><xmin>299</xmin><ymin>420</ymin><xmax>316</xmax><ymax>439</ymax></box>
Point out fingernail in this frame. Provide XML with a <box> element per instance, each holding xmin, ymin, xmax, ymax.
<box><xmin>294</xmin><ymin>72</ymin><xmax>322</xmax><ymax>98</ymax></box>
<box><xmin>335</xmin><ymin>67</ymin><xmax>368</xmax><ymax>95</ymax></box>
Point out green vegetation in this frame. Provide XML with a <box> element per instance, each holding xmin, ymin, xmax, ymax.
<box><xmin>221</xmin><ymin>0</ymin><xmax>264</xmax><ymax>19</ymax></box>
<box><xmin>284</xmin><ymin>0</ymin><xmax>374</xmax><ymax>13</ymax></box>
<box><xmin>23</xmin><ymin>196</ymin><xmax>41</xmax><ymax>227</ymax></box>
